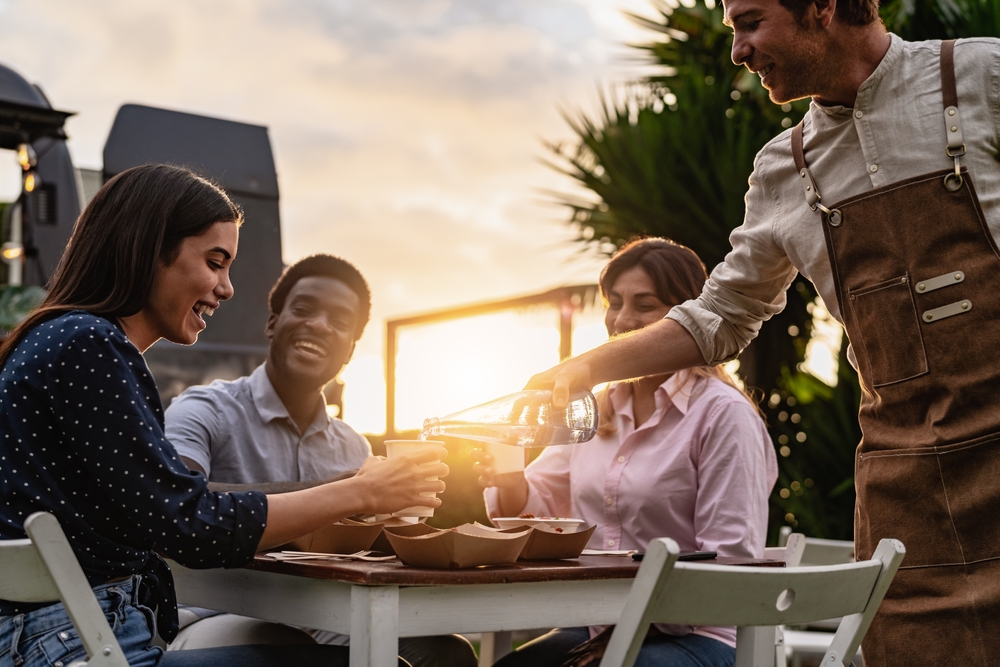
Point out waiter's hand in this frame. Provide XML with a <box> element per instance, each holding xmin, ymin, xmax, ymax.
<box><xmin>525</xmin><ymin>357</ymin><xmax>594</xmax><ymax>411</ymax></box>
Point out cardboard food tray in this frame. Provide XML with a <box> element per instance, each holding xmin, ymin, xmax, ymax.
<box><xmin>289</xmin><ymin>518</ymin><xmax>384</xmax><ymax>554</ymax></box>
<box><xmin>385</xmin><ymin>523</ymin><xmax>531</xmax><ymax>569</ymax></box>
<box><xmin>516</xmin><ymin>523</ymin><xmax>596</xmax><ymax>560</ymax></box>
<box><xmin>478</xmin><ymin>522</ymin><xmax>597</xmax><ymax>560</ymax></box>
<box><xmin>371</xmin><ymin>521</ymin><xmax>439</xmax><ymax>555</ymax></box>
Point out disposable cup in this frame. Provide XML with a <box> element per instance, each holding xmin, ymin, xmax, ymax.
<box><xmin>384</xmin><ymin>439</ymin><xmax>445</xmax><ymax>518</ymax></box>
<box><xmin>487</xmin><ymin>442</ymin><xmax>525</xmax><ymax>485</ymax></box>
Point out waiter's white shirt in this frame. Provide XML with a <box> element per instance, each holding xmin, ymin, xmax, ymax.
<box><xmin>669</xmin><ymin>35</ymin><xmax>1000</xmax><ymax>365</ymax></box>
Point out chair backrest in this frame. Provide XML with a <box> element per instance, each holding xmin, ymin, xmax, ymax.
<box><xmin>763</xmin><ymin>532</ymin><xmax>806</xmax><ymax>567</ymax></box>
<box><xmin>800</xmin><ymin>537</ymin><xmax>855</xmax><ymax>567</ymax></box>
<box><xmin>599</xmin><ymin>536</ymin><xmax>904</xmax><ymax>667</ymax></box>
<box><xmin>0</xmin><ymin>512</ymin><xmax>130</xmax><ymax>667</ymax></box>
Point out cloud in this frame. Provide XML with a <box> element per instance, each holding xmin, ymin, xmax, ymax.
<box><xmin>0</xmin><ymin>0</ymin><xmax>646</xmax><ymax>364</ymax></box>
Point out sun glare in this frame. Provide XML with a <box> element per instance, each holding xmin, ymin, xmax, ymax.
<box><xmin>339</xmin><ymin>296</ymin><xmax>843</xmax><ymax>436</ymax></box>
<box><xmin>339</xmin><ymin>304</ymin><xmax>608</xmax><ymax>435</ymax></box>
<box><xmin>393</xmin><ymin>309</ymin><xmax>561</xmax><ymax>432</ymax></box>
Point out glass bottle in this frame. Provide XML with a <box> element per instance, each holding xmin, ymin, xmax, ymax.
<box><xmin>420</xmin><ymin>390</ymin><xmax>599</xmax><ymax>447</ymax></box>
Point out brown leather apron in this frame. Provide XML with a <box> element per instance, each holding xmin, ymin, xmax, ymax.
<box><xmin>791</xmin><ymin>41</ymin><xmax>1000</xmax><ymax>666</ymax></box>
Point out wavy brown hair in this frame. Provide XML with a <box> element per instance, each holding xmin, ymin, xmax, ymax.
<box><xmin>596</xmin><ymin>237</ymin><xmax>759</xmax><ymax>436</ymax></box>
<box><xmin>0</xmin><ymin>164</ymin><xmax>242</xmax><ymax>369</ymax></box>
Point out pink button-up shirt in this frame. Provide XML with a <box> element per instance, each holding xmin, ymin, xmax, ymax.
<box><xmin>484</xmin><ymin>371</ymin><xmax>778</xmax><ymax>648</ymax></box>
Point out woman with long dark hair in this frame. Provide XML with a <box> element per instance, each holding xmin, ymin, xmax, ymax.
<box><xmin>0</xmin><ymin>164</ymin><xmax>445</xmax><ymax>667</ymax></box>
<box><xmin>476</xmin><ymin>238</ymin><xmax>777</xmax><ymax>667</ymax></box>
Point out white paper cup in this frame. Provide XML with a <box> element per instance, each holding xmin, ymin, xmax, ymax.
<box><xmin>487</xmin><ymin>442</ymin><xmax>525</xmax><ymax>485</ymax></box>
<box><xmin>384</xmin><ymin>439</ymin><xmax>444</xmax><ymax>518</ymax></box>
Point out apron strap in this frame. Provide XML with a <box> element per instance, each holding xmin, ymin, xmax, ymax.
<box><xmin>940</xmin><ymin>39</ymin><xmax>966</xmax><ymax>192</ymax></box>
<box><xmin>941</xmin><ymin>39</ymin><xmax>958</xmax><ymax>109</ymax></box>
<box><xmin>791</xmin><ymin>121</ymin><xmax>806</xmax><ymax>171</ymax></box>
<box><xmin>792</xmin><ymin>122</ymin><xmax>828</xmax><ymax>213</ymax></box>
<box><xmin>795</xmin><ymin>39</ymin><xmax>966</xmax><ymax>206</ymax></box>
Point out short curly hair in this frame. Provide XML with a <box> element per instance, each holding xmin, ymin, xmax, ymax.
<box><xmin>268</xmin><ymin>254</ymin><xmax>372</xmax><ymax>341</ymax></box>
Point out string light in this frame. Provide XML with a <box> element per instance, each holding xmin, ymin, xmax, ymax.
<box><xmin>1</xmin><ymin>242</ymin><xmax>25</xmax><ymax>262</ymax></box>
<box><xmin>16</xmin><ymin>143</ymin><xmax>37</xmax><ymax>170</ymax></box>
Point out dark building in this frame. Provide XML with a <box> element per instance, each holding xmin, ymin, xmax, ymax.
<box><xmin>103</xmin><ymin>104</ymin><xmax>285</xmax><ymax>403</ymax></box>
<box><xmin>3</xmin><ymin>63</ymin><xmax>286</xmax><ymax>405</ymax></box>
<box><xmin>0</xmin><ymin>62</ymin><xmax>81</xmax><ymax>286</ymax></box>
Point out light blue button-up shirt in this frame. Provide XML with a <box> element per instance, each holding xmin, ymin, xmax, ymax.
<box><xmin>165</xmin><ymin>364</ymin><xmax>371</xmax><ymax>484</ymax></box>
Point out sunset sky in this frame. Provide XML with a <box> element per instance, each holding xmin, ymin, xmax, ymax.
<box><xmin>0</xmin><ymin>1</ymin><xmax>689</xmax><ymax>432</ymax></box>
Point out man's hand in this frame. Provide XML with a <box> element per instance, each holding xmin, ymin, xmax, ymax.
<box><xmin>525</xmin><ymin>358</ymin><xmax>595</xmax><ymax>411</ymax></box>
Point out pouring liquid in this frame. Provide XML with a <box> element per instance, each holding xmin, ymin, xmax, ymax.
<box><xmin>419</xmin><ymin>420</ymin><xmax>594</xmax><ymax>448</ymax></box>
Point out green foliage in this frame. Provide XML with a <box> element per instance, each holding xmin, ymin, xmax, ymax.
<box><xmin>0</xmin><ymin>284</ymin><xmax>46</xmax><ymax>332</ymax></box>
<box><xmin>765</xmin><ymin>340</ymin><xmax>861</xmax><ymax>541</ymax></box>
<box><xmin>883</xmin><ymin>0</ymin><xmax>1000</xmax><ymax>39</ymax></box>
<box><xmin>546</xmin><ymin>0</ymin><xmax>807</xmax><ymax>273</ymax></box>
<box><xmin>546</xmin><ymin>0</ymin><xmax>818</xmax><ymax>397</ymax></box>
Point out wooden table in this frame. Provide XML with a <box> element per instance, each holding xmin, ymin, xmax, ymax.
<box><xmin>169</xmin><ymin>554</ymin><xmax>781</xmax><ymax>667</ymax></box>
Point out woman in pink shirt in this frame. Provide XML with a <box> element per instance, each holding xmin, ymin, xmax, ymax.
<box><xmin>479</xmin><ymin>238</ymin><xmax>778</xmax><ymax>667</ymax></box>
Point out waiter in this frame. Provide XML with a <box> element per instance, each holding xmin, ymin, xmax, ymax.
<box><xmin>529</xmin><ymin>0</ymin><xmax>1000</xmax><ymax>664</ymax></box>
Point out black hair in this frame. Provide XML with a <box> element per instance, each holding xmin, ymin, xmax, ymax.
<box><xmin>1</xmin><ymin>164</ymin><xmax>242</xmax><ymax>368</ymax></box>
<box><xmin>268</xmin><ymin>254</ymin><xmax>372</xmax><ymax>341</ymax></box>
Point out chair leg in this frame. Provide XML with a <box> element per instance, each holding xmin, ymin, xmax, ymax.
<box><xmin>775</xmin><ymin>627</ymin><xmax>787</xmax><ymax>667</ymax></box>
<box><xmin>735</xmin><ymin>626</ymin><xmax>777</xmax><ymax>667</ymax></box>
<box><xmin>479</xmin><ymin>633</ymin><xmax>496</xmax><ymax>667</ymax></box>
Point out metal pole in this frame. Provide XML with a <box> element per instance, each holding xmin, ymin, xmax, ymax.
<box><xmin>385</xmin><ymin>320</ymin><xmax>398</xmax><ymax>439</ymax></box>
<box><xmin>7</xmin><ymin>202</ymin><xmax>23</xmax><ymax>286</ymax></box>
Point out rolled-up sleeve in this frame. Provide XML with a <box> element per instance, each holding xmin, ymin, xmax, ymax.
<box><xmin>668</xmin><ymin>149</ymin><xmax>799</xmax><ymax>364</ymax></box>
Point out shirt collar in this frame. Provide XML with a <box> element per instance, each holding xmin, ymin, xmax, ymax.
<box><xmin>250</xmin><ymin>364</ymin><xmax>291</xmax><ymax>424</ymax></box>
<box><xmin>811</xmin><ymin>32</ymin><xmax>903</xmax><ymax>117</ymax></box>
<box><xmin>607</xmin><ymin>369</ymin><xmax>696</xmax><ymax>422</ymax></box>
<box><xmin>250</xmin><ymin>364</ymin><xmax>333</xmax><ymax>434</ymax></box>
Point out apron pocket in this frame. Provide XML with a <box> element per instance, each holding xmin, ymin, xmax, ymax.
<box><xmin>935</xmin><ymin>434</ymin><xmax>1000</xmax><ymax>563</ymax></box>
<box><xmin>856</xmin><ymin>447</ymin><xmax>962</xmax><ymax>567</ymax></box>
<box><xmin>848</xmin><ymin>274</ymin><xmax>928</xmax><ymax>387</ymax></box>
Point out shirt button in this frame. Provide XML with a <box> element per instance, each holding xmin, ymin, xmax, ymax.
<box><xmin>58</xmin><ymin>632</ymin><xmax>70</xmax><ymax>640</ymax></box>
<box><xmin>606</xmin><ymin>497</ymin><xmax>614</xmax><ymax>505</ymax></box>
<box><xmin>854</xmin><ymin>110</ymin><xmax>864</xmax><ymax>119</ymax></box>
<box><xmin>608</xmin><ymin>540</ymin><xmax>616</xmax><ymax>547</ymax></box>
<box><xmin>869</xmin><ymin>164</ymin><xmax>878</xmax><ymax>173</ymax></box>
<box><xmin>617</xmin><ymin>456</ymin><xmax>625</xmax><ymax>463</ymax></box>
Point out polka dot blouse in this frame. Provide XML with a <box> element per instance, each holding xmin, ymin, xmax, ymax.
<box><xmin>0</xmin><ymin>311</ymin><xmax>267</xmax><ymax>619</ymax></box>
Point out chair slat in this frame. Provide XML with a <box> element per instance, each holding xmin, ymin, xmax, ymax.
<box><xmin>649</xmin><ymin>561</ymin><xmax>881</xmax><ymax>627</ymax></box>
<box><xmin>0</xmin><ymin>512</ymin><xmax>131</xmax><ymax>667</ymax></box>
<box><xmin>0</xmin><ymin>539</ymin><xmax>62</xmax><ymax>602</ymax></box>
<box><xmin>599</xmin><ymin>536</ymin><xmax>905</xmax><ymax>667</ymax></box>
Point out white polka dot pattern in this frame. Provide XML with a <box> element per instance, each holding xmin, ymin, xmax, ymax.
<box><xmin>0</xmin><ymin>311</ymin><xmax>268</xmax><ymax>617</ymax></box>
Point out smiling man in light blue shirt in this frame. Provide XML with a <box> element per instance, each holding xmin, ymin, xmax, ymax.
<box><xmin>165</xmin><ymin>254</ymin><xmax>477</xmax><ymax>667</ymax></box>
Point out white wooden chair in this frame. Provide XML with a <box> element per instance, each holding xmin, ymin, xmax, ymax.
<box><xmin>598</xmin><ymin>536</ymin><xmax>904</xmax><ymax>667</ymax></box>
<box><xmin>0</xmin><ymin>511</ymin><xmax>130</xmax><ymax>667</ymax></box>
<box><xmin>771</xmin><ymin>536</ymin><xmax>860</xmax><ymax>666</ymax></box>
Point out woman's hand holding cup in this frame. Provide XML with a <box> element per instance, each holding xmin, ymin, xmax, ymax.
<box><xmin>471</xmin><ymin>444</ymin><xmax>525</xmax><ymax>489</ymax></box>
<box><xmin>355</xmin><ymin>442</ymin><xmax>449</xmax><ymax>517</ymax></box>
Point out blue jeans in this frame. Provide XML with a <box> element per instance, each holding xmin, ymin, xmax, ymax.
<box><xmin>494</xmin><ymin>627</ymin><xmax>735</xmax><ymax>667</ymax></box>
<box><xmin>0</xmin><ymin>576</ymin><xmax>400</xmax><ymax>667</ymax></box>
